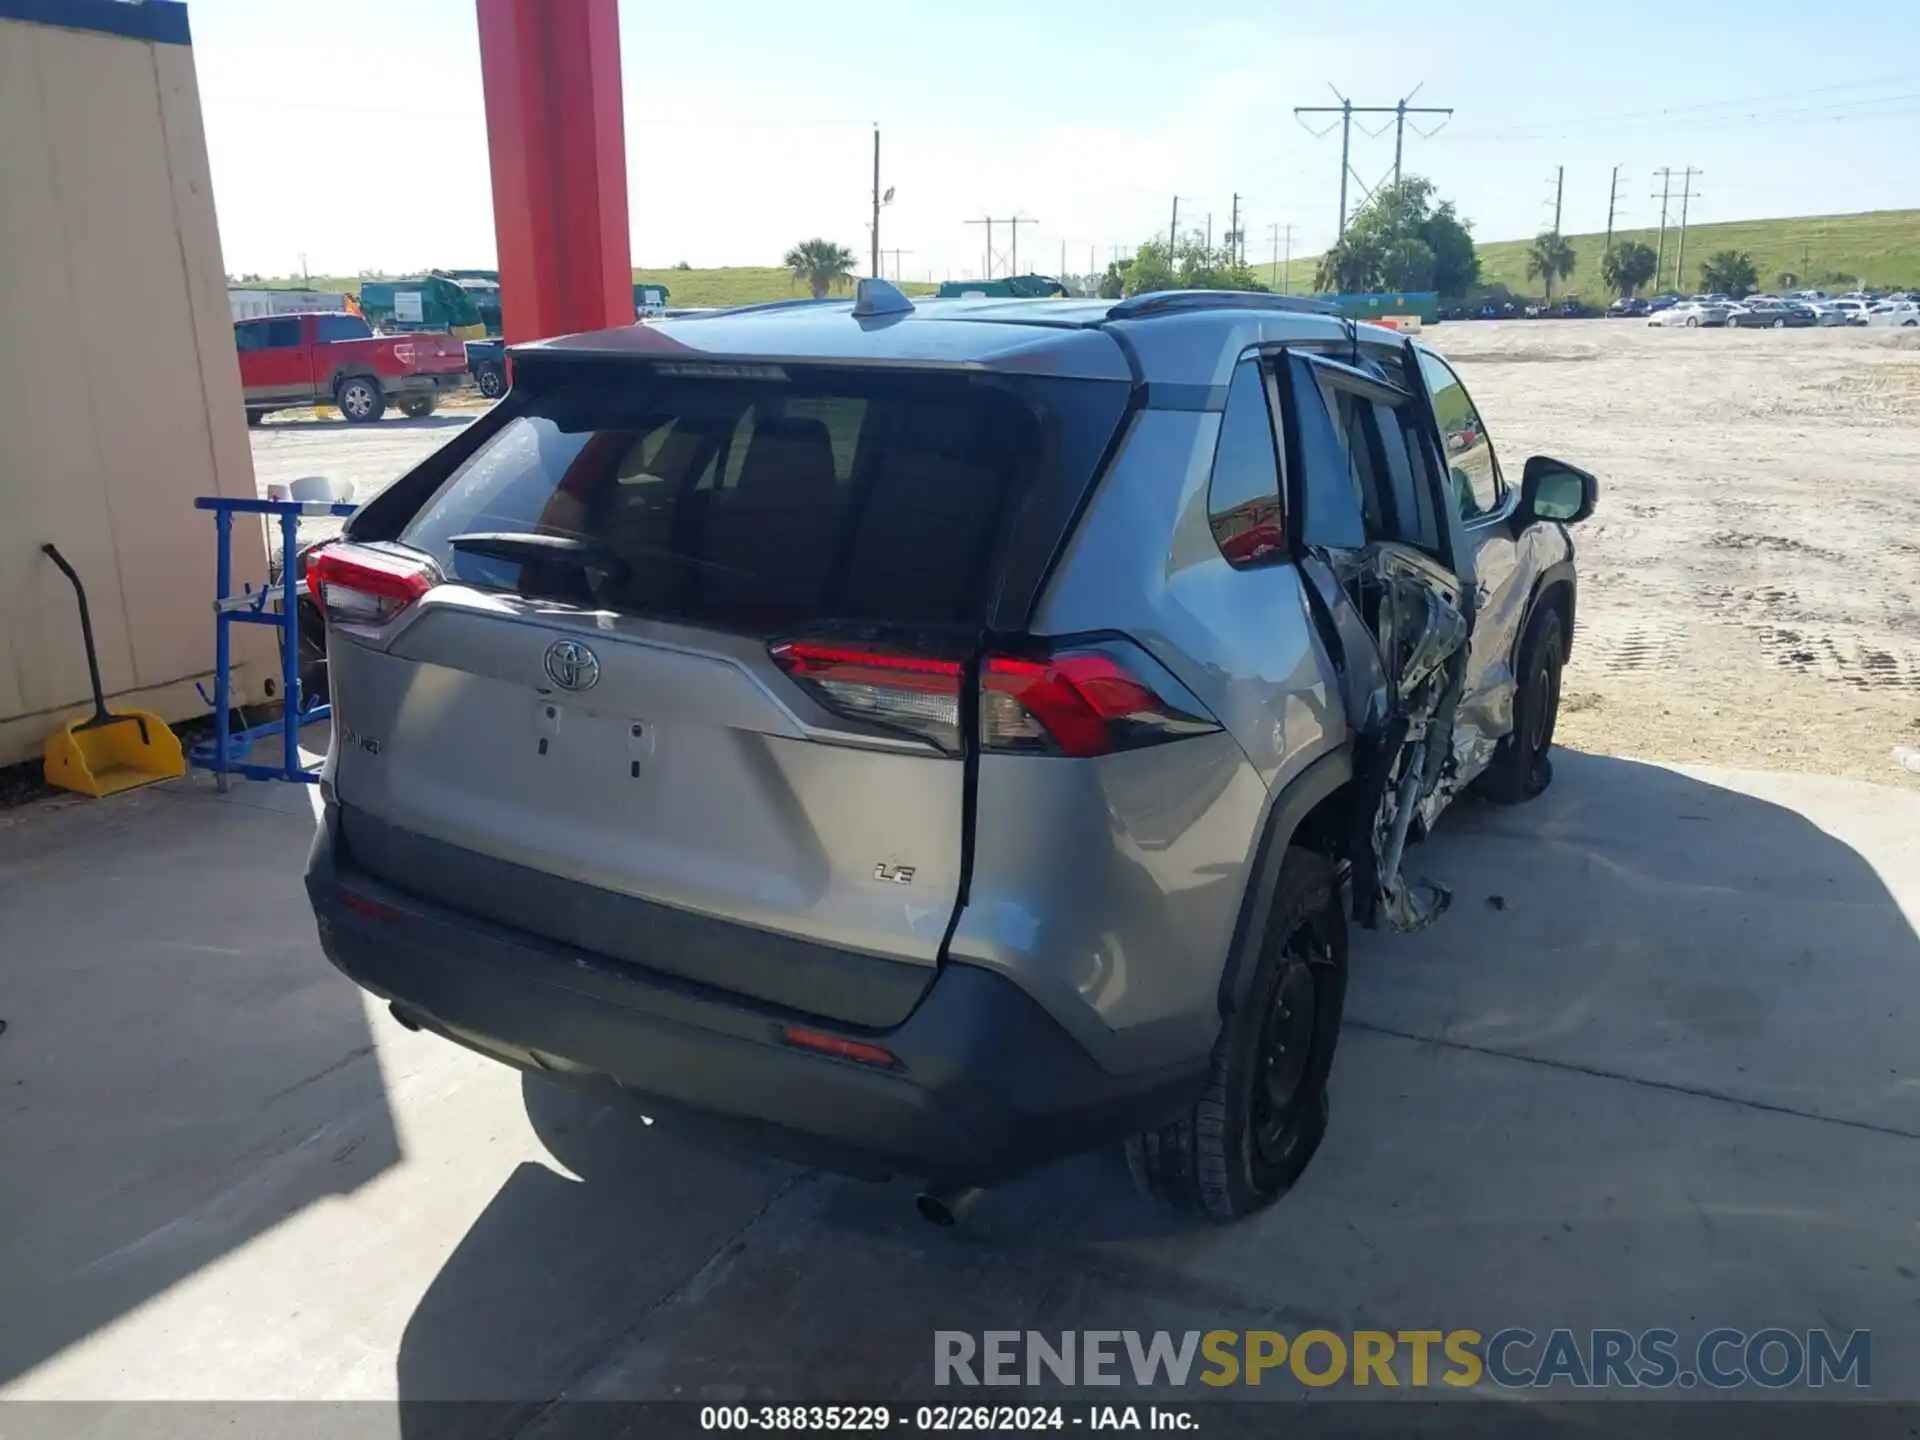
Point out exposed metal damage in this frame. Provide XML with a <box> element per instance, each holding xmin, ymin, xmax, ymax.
<box><xmin>1303</xmin><ymin>544</ymin><xmax>1475</xmax><ymax>933</ymax></box>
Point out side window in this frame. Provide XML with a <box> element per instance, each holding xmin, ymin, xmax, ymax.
<box><xmin>1280</xmin><ymin>354</ymin><xmax>1366</xmax><ymax>551</ymax></box>
<box><xmin>314</xmin><ymin>313</ymin><xmax>372</xmax><ymax>343</ymax></box>
<box><xmin>1315</xmin><ymin>374</ymin><xmax>1439</xmax><ymax>550</ymax></box>
<box><xmin>263</xmin><ymin>317</ymin><xmax>302</xmax><ymax>349</ymax></box>
<box><xmin>1207</xmin><ymin>358</ymin><xmax>1284</xmax><ymax>567</ymax></box>
<box><xmin>233</xmin><ymin>321</ymin><xmax>265</xmax><ymax>353</ymax></box>
<box><xmin>1417</xmin><ymin>350</ymin><xmax>1501</xmax><ymax>521</ymax></box>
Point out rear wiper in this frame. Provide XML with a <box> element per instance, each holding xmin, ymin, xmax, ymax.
<box><xmin>449</xmin><ymin>532</ymin><xmax>630</xmax><ymax>582</ymax></box>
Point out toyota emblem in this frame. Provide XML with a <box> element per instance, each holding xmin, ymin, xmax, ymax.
<box><xmin>543</xmin><ymin>638</ymin><xmax>600</xmax><ymax>692</ymax></box>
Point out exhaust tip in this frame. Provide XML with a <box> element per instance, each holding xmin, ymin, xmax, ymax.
<box><xmin>915</xmin><ymin>1186</ymin><xmax>984</xmax><ymax>1228</ymax></box>
<box><xmin>389</xmin><ymin>1003</ymin><xmax>423</xmax><ymax>1033</ymax></box>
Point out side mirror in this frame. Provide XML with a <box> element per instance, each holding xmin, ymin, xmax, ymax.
<box><xmin>1520</xmin><ymin>456</ymin><xmax>1598</xmax><ymax>526</ymax></box>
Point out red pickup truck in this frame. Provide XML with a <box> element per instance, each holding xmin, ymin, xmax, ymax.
<box><xmin>235</xmin><ymin>312</ymin><xmax>468</xmax><ymax>425</ymax></box>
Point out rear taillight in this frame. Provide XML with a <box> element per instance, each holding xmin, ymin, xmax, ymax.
<box><xmin>769</xmin><ymin>641</ymin><xmax>964</xmax><ymax>752</ymax></box>
<box><xmin>981</xmin><ymin>643</ymin><xmax>1220</xmax><ymax>758</ymax></box>
<box><xmin>307</xmin><ymin>544</ymin><xmax>438</xmax><ymax>625</ymax></box>
<box><xmin>771</xmin><ymin>636</ymin><xmax>1220</xmax><ymax>759</ymax></box>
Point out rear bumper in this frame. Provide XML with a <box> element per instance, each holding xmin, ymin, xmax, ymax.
<box><xmin>305</xmin><ymin>806</ymin><xmax>1206</xmax><ymax>1184</ymax></box>
<box><xmin>382</xmin><ymin>369</ymin><xmax>469</xmax><ymax>395</ymax></box>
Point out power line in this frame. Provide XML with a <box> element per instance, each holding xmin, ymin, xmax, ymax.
<box><xmin>1295</xmin><ymin>87</ymin><xmax>1453</xmax><ymax>237</ymax></box>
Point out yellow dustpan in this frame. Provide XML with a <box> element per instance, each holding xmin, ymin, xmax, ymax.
<box><xmin>40</xmin><ymin>544</ymin><xmax>184</xmax><ymax>798</ymax></box>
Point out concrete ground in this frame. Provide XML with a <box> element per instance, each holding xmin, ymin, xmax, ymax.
<box><xmin>2</xmin><ymin>749</ymin><xmax>1915</xmax><ymax>1431</ymax></box>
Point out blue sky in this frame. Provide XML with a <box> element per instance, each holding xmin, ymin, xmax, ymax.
<box><xmin>187</xmin><ymin>0</ymin><xmax>1920</xmax><ymax>281</ymax></box>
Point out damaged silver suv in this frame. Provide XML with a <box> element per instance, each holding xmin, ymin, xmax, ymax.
<box><xmin>305</xmin><ymin>283</ymin><xmax>1595</xmax><ymax>1223</ymax></box>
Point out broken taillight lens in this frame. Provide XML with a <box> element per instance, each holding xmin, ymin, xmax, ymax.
<box><xmin>307</xmin><ymin>544</ymin><xmax>438</xmax><ymax>625</ymax></box>
<box><xmin>769</xmin><ymin>640</ymin><xmax>964</xmax><ymax>753</ymax></box>
<box><xmin>981</xmin><ymin>643</ymin><xmax>1221</xmax><ymax>758</ymax></box>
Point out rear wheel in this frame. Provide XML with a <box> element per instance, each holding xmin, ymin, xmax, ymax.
<box><xmin>1127</xmin><ymin>848</ymin><xmax>1347</xmax><ymax>1222</ymax></box>
<box><xmin>336</xmin><ymin>376</ymin><xmax>385</xmax><ymax>423</ymax></box>
<box><xmin>1772</xmin><ymin>317</ymin><xmax>1785</xmax><ymax>329</ymax></box>
<box><xmin>476</xmin><ymin>364</ymin><xmax>506</xmax><ymax>400</ymax></box>
<box><xmin>1684</xmin><ymin>315</ymin><xmax>1699</xmax><ymax>328</ymax></box>
<box><xmin>1481</xmin><ymin>605</ymin><xmax>1565</xmax><ymax>804</ymax></box>
<box><xmin>397</xmin><ymin>393</ymin><xmax>437</xmax><ymax>419</ymax></box>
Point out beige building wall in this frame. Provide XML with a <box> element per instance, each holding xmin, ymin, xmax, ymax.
<box><xmin>0</xmin><ymin>8</ymin><xmax>273</xmax><ymax>768</ymax></box>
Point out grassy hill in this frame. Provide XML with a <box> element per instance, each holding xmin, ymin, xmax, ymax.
<box><xmin>1259</xmin><ymin>207</ymin><xmax>1920</xmax><ymax>300</ymax></box>
<box><xmin>1475</xmin><ymin>209</ymin><xmax>1920</xmax><ymax>299</ymax></box>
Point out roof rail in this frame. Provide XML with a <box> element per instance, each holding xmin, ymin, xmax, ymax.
<box><xmin>678</xmin><ymin>296</ymin><xmax>841</xmax><ymax>321</ymax></box>
<box><xmin>1105</xmin><ymin>290</ymin><xmax>1339</xmax><ymax>321</ymax></box>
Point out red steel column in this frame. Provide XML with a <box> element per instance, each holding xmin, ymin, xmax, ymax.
<box><xmin>476</xmin><ymin>0</ymin><xmax>635</xmax><ymax>343</ymax></box>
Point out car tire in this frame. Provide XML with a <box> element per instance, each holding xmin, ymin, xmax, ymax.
<box><xmin>1772</xmin><ymin>317</ymin><xmax>1785</xmax><ymax>329</ymax></box>
<box><xmin>476</xmin><ymin>364</ymin><xmax>506</xmax><ymax>400</ymax></box>
<box><xmin>1127</xmin><ymin>847</ymin><xmax>1347</xmax><ymax>1223</ymax></box>
<box><xmin>1684</xmin><ymin>315</ymin><xmax>1699</xmax><ymax>327</ymax></box>
<box><xmin>1481</xmin><ymin>605</ymin><xmax>1566</xmax><ymax>805</ymax></box>
<box><xmin>336</xmin><ymin>375</ymin><xmax>385</xmax><ymax>423</ymax></box>
<box><xmin>397</xmin><ymin>394</ymin><xmax>437</xmax><ymax>419</ymax></box>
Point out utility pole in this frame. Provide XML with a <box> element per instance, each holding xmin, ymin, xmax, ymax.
<box><xmin>1007</xmin><ymin>216</ymin><xmax>1035</xmax><ymax>275</ymax></box>
<box><xmin>1672</xmin><ymin>168</ymin><xmax>1702</xmax><ymax>292</ymax></box>
<box><xmin>1230</xmin><ymin>193</ymin><xmax>1241</xmax><ymax>263</ymax></box>
<box><xmin>1651</xmin><ymin>168</ymin><xmax>1673</xmax><ymax>289</ymax></box>
<box><xmin>964</xmin><ymin>217</ymin><xmax>994</xmax><ymax>279</ymax></box>
<box><xmin>1297</xmin><ymin>88</ymin><xmax>1452</xmax><ymax>238</ymax></box>
<box><xmin>1205</xmin><ymin>213</ymin><xmax>1213</xmax><ymax>254</ymax></box>
<box><xmin>1553</xmin><ymin>165</ymin><xmax>1564</xmax><ymax>235</ymax></box>
<box><xmin>1604</xmin><ymin>164</ymin><xmax>1622</xmax><ymax>258</ymax></box>
<box><xmin>881</xmin><ymin>249</ymin><xmax>914</xmax><ymax>281</ymax></box>
<box><xmin>870</xmin><ymin>126</ymin><xmax>881</xmax><ymax>278</ymax></box>
<box><xmin>1266</xmin><ymin>221</ymin><xmax>1298</xmax><ymax>292</ymax></box>
<box><xmin>1169</xmin><ymin>195</ymin><xmax>1181</xmax><ymax>253</ymax></box>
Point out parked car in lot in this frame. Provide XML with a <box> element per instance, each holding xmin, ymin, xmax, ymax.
<box><xmin>1728</xmin><ymin>299</ymin><xmax>1816</xmax><ymax>328</ymax></box>
<box><xmin>236</xmin><ymin>312</ymin><xmax>468</xmax><ymax>424</ymax></box>
<box><xmin>1866</xmin><ymin>300</ymin><xmax>1920</xmax><ymax>328</ymax></box>
<box><xmin>1804</xmin><ymin>303</ymin><xmax>1853</xmax><ymax>327</ymax></box>
<box><xmin>1827</xmin><ymin>299</ymin><xmax>1871</xmax><ymax>325</ymax></box>
<box><xmin>302</xmin><ymin>285</ymin><xmax>1595</xmax><ymax>1222</ymax></box>
<box><xmin>1608</xmin><ymin>297</ymin><xmax>1650</xmax><ymax>318</ymax></box>
<box><xmin>1650</xmin><ymin>302</ymin><xmax>1730</xmax><ymax>328</ymax></box>
<box><xmin>464</xmin><ymin>338</ymin><xmax>507</xmax><ymax>399</ymax></box>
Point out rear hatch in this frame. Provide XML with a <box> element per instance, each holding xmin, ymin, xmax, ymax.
<box><xmin>319</xmin><ymin>355</ymin><xmax>1130</xmax><ymax>1026</ymax></box>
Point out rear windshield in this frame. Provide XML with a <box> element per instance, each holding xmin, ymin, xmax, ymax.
<box><xmin>397</xmin><ymin>366</ymin><xmax>1115</xmax><ymax>636</ymax></box>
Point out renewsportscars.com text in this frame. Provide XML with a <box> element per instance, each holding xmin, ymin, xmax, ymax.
<box><xmin>934</xmin><ymin>1328</ymin><xmax>1870</xmax><ymax>1391</ymax></box>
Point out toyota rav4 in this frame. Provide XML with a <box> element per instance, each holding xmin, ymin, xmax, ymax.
<box><xmin>305</xmin><ymin>284</ymin><xmax>1596</xmax><ymax>1222</ymax></box>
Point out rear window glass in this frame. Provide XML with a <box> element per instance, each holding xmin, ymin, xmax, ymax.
<box><xmin>398</xmin><ymin>369</ymin><xmax>1055</xmax><ymax>635</ymax></box>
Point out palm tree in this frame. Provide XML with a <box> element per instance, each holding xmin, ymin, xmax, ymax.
<box><xmin>1526</xmin><ymin>231</ymin><xmax>1577</xmax><ymax>302</ymax></box>
<box><xmin>784</xmin><ymin>239</ymin><xmax>856</xmax><ymax>299</ymax></box>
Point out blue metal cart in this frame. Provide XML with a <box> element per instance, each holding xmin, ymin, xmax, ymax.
<box><xmin>191</xmin><ymin>496</ymin><xmax>356</xmax><ymax>789</ymax></box>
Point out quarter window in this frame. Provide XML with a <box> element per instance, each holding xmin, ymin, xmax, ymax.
<box><xmin>1207</xmin><ymin>358</ymin><xmax>1285</xmax><ymax>567</ymax></box>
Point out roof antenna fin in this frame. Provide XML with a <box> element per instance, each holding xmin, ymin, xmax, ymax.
<box><xmin>853</xmin><ymin>277</ymin><xmax>916</xmax><ymax>319</ymax></box>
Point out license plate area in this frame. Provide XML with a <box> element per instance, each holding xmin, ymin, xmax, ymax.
<box><xmin>531</xmin><ymin>696</ymin><xmax>653</xmax><ymax>779</ymax></box>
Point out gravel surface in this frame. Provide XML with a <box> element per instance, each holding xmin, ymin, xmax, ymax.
<box><xmin>1434</xmin><ymin>319</ymin><xmax>1920</xmax><ymax>789</ymax></box>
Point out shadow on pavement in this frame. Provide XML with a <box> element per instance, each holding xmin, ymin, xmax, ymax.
<box><xmin>259</xmin><ymin>414</ymin><xmax>477</xmax><ymax>433</ymax></box>
<box><xmin>393</xmin><ymin>751</ymin><xmax>1920</xmax><ymax>1414</ymax></box>
<box><xmin>0</xmin><ymin>784</ymin><xmax>399</xmax><ymax>1386</ymax></box>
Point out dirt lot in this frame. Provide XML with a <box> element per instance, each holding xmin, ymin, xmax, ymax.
<box><xmin>249</xmin><ymin>320</ymin><xmax>1920</xmax><ymax>789</ymax></box>
<box><xmin>1434</xmin><ymin>319</ymin><xmax>1920</xmax><ymax>788</ymax></box>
